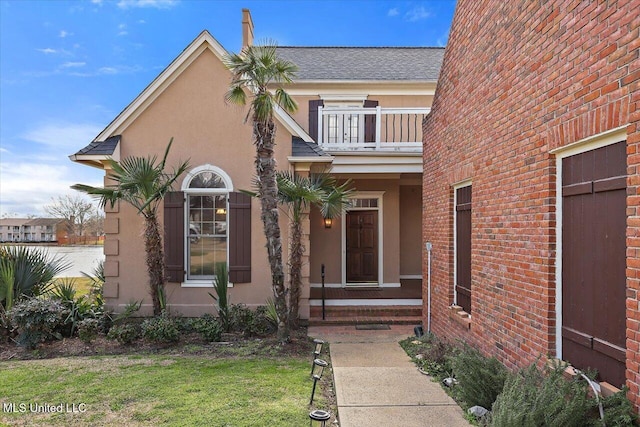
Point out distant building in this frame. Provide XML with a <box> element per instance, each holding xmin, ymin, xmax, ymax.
<box><xmin>0</xmin><ymin>218</ymin><xmax>70</xmax><ymax>243</ymax></box>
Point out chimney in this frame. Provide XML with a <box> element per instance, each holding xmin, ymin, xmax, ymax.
<box><xmin>242</xmin><ymin>8</ymin><xmax>254</xmax><ymax>49</ymax></box>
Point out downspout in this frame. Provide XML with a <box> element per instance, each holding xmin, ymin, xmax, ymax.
<box><xmin>426</xmin><ymin>242</ymin><xmax>433</xmax><ymax>334</ymax></box>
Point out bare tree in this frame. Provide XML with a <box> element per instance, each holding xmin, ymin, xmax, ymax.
<box><xmin>44</xmin><ymin>195</ymin><xmax>95</xmax><ymax>237</ymax></box>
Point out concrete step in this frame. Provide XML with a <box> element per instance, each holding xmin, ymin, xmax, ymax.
<box><xmin>308</xmin><ymin>315</ymin><xmax>423</xmax><ymax>326</ymax></box>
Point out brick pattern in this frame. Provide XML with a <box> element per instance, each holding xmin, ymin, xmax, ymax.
<box><xmin>422</xmin><ymin>0</ymin><xmax>640</xmax><ymax>410</ymax></box>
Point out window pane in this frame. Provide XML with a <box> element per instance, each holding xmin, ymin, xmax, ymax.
<box><xmin>189</xmin><ymin>171</ymin><xmax>226</xmax><ymax>189</ymax></box>
<box><xmin>187</xmin><ymin>192</ymin><xmax>228</xmax><ymax>280</ymax></box>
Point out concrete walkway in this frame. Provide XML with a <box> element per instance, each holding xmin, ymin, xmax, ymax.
<box><xmin>308</xmin><ymin>325</ymin><xmax>469</xmax><ymax>427</ymax></box>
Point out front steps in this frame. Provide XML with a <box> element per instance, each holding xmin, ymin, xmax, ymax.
<box><xmin>308</xmin><ymin>305</ymin><xmax>422</xmax><ymax>326</ymax></box>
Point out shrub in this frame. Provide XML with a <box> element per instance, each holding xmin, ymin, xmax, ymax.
<box><xmin>597</xmin><ymin>387</ymin><xmax>640</xmax><ymax>427</ymax></box>
<box><xmin>0</xmin><ymin>245</ymin><xmax>70</xmax><ymax>310</ymax></box>
<box><xmin>48</xmin><ymin>279</ymin><xmax>95</xmax><ymax>337</ymax></box>
<box><xmin>106</xmin><ymin>323</ymin><xmax>140</xmax><ymax>345</ymax></box>
<box><xmin>400</xmin><ymin>334</ymin><xmax>457</xmax><ymax>380</ymax></box>
<box><xmin>9</xmin><ymin>298</ymin><xmax>69</xmax><ymax>349</ymax></box>
<box><xmin>489</xmin><ymin>364</ymin><xmax>593</xmax><ymax>427</ymax></box>
<box><xmin>229</xmin><ymin>304</ymin><xmax>273</xmax><ymax>337</ymax></box>
<box><xmin>192</xmin><ymin>314</ymin><xmax>222</xmax><ymax>342</ymax></box>
<box><xmin>450</xmin><ymin>344</ymin><xmax>508</xmax><ymax>410</ymax></box>
<box><xmin>77</xmin><ymin>318</ymin><xmax>100</xmax><ymax>343</ymax></box>
<box><xmin>141</xmin><ymin>315</ymin><xmax>180</xmax><ymax>343</ymax></box>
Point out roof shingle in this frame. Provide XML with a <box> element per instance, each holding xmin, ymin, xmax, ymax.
<box><xmin>276</xmin><ymin>47</ymin><xmax>444</xmax><ymax>81</ymax></box>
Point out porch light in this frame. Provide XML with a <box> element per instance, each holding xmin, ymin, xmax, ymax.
<box><xmin>323</xmin><ymin>217</ymin><xmax>333</xmax><ymax>228</ymax></box>
<box><xmin>309</xmin><ymin>409</ymin><xmax>331</xmax><ymax>426</ymax></box>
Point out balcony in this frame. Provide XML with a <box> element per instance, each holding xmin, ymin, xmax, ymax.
<box><xmin>316</xmin><ymin>106</ymin><xmax>430</xmax><ymax>152</ymax></box>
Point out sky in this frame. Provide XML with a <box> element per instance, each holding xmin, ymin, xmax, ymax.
<box><xmin>0</xmin><ymin>0</ymin><xmax>456</xmax><ymax>217</ymax></box>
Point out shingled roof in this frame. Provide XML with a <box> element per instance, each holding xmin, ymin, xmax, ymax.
<box><xmin>73</xmin><ymin>135</ymin><xmax>121</xmax><ymax>156</ymax></box>
<box><xmin>275</xmin><ymin>47</ymin><xmax>444</xmax><ymax>81</ymax></box>
<box><xmin>291</xmin><ymin>136</ymin><xmax>329</xmax><ymax>157</ymax></box>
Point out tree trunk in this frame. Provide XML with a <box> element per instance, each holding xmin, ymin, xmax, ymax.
<box><xmin>144</xmin><ymin>213</ymin><xmax>165</xmax><ymax>315</ymax></box>
<box><xmin>288</xmin><ymin>217</ymin><xmax>304</xmax><ymax>329</ymax></box>
<box><xmin>254</xmin><ymin>114</ymin><xmax>289</xmax><ymax>342</ymax></box>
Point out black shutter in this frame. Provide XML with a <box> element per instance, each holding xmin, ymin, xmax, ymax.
<box><xmin>309</xmin><ymin>99</ymin><xmax>324</xmax><ymax>142</ymax></box>
<box><xmin>229</xmin><ymin>192</ymin><xmax>251</xmax><ymax>283</ymax></box>
<box><xmin>364</xmin><ymin>99</ymin><xmax>378</xmax><ymax>143</ymax></box>
<box><xmin>164</xmin><ymin>191</ymin><xmax>185</xmax><ymax>283</ymax></box>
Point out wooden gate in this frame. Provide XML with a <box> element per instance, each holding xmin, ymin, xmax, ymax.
<box><xmin>561</xmin><ymin>141</ymin><xmax>626</xmax><ymax>387</ymax></box>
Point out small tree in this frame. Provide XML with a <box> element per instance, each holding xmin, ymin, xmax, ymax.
<box><xmin>275</xmin><ymin>172</ymin><xmax>353</xmax><ymax>327</ymax></box>
<box><xmin>224</xmin><ymin>43</ymin><xmax>298</xmax><ymax>343</ymax></box>
<box><xmin>72</xmin><ymin>139</ymin><xmax>189</xmax><ymax>315</ymax></box>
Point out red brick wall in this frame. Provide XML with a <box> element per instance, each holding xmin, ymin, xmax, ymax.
<box><xmin>422</xmin><ymin>0</ymin><xmax>640</xmax><ymax>409</ymax></box>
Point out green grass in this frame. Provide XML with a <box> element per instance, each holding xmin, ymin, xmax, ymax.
<box><xmin>0</xmin><ymin>355</ymin><xmax>313</xmax><ymax>426</ymax></box>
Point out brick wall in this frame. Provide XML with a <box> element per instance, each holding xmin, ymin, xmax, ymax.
<box><xmin>422</xmin><ymin>0</ymin><xmax>640</xmax><ymax>409</ymax></box>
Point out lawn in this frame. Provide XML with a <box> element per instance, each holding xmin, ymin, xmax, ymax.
<box><xmin>0</xmin><ymin>354</ymin><xmax>316</xmax><ymax>426</ymax></box>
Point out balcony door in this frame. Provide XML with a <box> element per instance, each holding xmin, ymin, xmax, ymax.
<box><xmin>323</xmin><ymin>102</ymin><xmax>364</xmax><ymax>144</ymax></box>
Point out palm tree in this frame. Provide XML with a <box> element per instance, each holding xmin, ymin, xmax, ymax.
<box><xmin>224</xmin><ymin>43</ymin><xmax>298</xmax><ymax>342</ymax></box>
<box><xmin>72</xmin><ymin>139</ymin><xmax>189</xmax><ymax>315</ymax></box>
<box><xmin>276</xmin><ymin>172</ymin><xmax>353</xmax><ymax>328</ymax></box>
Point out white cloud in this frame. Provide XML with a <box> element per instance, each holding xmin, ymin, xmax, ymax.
<box><xmin>138</xmin><ymin>19</ymin><xmax>146</xmax><ymax>24</ymax></box>
<box><xmin>91</xmin><ymin>0</ymin><xmax>103</xmax><ymax>4</ymax></box>
<box><xmin>0</xmin><ymin>162</ymin><xmax>102</xmax><ymax>217</ymax></box>
<box><xmin>117</xmin><ymin>23</ymin><xmax>128</xmax><ymax>36</ymax></box>
<box><xmin>116</xmin><ymin>0</ymin><xmax>178</xmax><ymax>9</ymax></box>
<box><xmin>61</xmin><ymin>61</ymin><xmax>86</xmax><ymax>68</ymax></box>
<box><xmin>405</xmin><ymin>6</ymin><xmax>431</xmax><ymax>22</ymax></box>
<box><xmin>59</xmin><ymin>30</ymin><xmax>72</xmax><ymax>38</ymax></box>
<box><xmin>22</xmin><ymin>123</ymin><xmax>102</xmax><ymax>151</ymax></box>
<box><xmin>387</xmin><ymin>8</ymin><xmax>399</xmax><ymax>17</ymax></box>
<box><xmin>37</xmin><ymin>48</ymin><xmax>58</xmax><ymax>54</ymax></box>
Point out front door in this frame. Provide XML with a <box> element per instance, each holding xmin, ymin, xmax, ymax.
<box><xmin>346</xmin><ymin>210</ymin><xmax>378</xmax><ymax>284</ymax></box>
<box><xmin>561</xmin><ymin>141</ymin><xmax>626</xmax><ymax>387</ymax></box>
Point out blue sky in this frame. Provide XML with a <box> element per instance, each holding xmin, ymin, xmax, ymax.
<box><xmin>0</xmin><ymin>0</ymin><xmax>456</xmax><ymax>217</ymax></box>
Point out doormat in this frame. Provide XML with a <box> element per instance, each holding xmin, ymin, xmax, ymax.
<box><xmin>355</xmin><ymin>324</ymin><xmax>391</xmax><ymax>330</ymax></box>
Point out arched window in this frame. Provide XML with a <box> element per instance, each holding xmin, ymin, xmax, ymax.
<box><xmin>182</xmin><ymin>165</ymin><xmax>233</xmax><ymax>280</ymax></box>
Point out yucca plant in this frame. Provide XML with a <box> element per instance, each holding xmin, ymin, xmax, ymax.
<box><xmin>209</xmin><ymin>262</ymin><xmax>231</xmax><ymax>332</ymax></box>
<box><xmin>0</xmin><ymin>245</ymin><xmax>70</xmax><ymax>310</ymax></box>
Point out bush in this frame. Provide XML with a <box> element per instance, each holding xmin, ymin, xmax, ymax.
<box><xmin>450</xmin><ymin>344</ymin><xmax>508</xmax><ymax>410</ymax></box>
<box><xmin>9</xmin><ymin>298</ymin><xmax>69</xmax><ymax>349</ymax></box>
<box><xmin>141</xmin><ymin>315</ymin><xmax>180</xmax><ymax>343</ymax></box>
<box><xmin>229</xmin><ymin>304</ymin><xmax>273</xmax><ymax>337</ymax></box>
<box><xmin>106</xmin><ymin>323</ymin><xmax>140</xmax><ymax>345</ymax></box>
<box><xmin>77</xmin><ymin>318</ymin><xmax>100</xmax><ymax>343</ymax></box>
<box><xmin>192</xmin><ymin>314</ymin><xmax>222</xmax><ymax>342</ymax></box>
<box><xmin>598</xmin><ymin>387</ymin><xmax>640</xmax><ymax>427</ymax></box>
<box><xmin>489</xmin><ymin>364</ymin><xmax>593</xmax><ymax>427</ymax></box>
<box><xmin>400</xmin><ymin>334</ymin><xmax>457</xmax><ymax>380</ymax></box>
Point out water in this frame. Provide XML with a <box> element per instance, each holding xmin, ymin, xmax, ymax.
<box><xmin>8</xmin><ymin>245</ymin><xmax>105</xmax><ymax>278</ymax></box>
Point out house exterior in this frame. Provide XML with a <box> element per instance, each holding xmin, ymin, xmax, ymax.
<box><xmin>70</xmin><ymin>10</ymin><xmax>442</xmax><ymax>323</ymax></box>
<box><xmin>422</xmin><ymin>0</ymin><xmax>639</xmax><ymax>410</ymax></box>
<box><xmin>0</xmin><ymin>218</ymin><xmax>69</xmax><ymax>243</ymax></box>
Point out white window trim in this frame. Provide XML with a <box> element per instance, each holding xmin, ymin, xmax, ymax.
<box><xmin>341</xmin><ymin>191</ymin><xmax>385</xmax><ymax>287</ymax></box>
<box><xmin>180</xmin><ymin>164</ymin><xmax>234</xmax><ymax>288</ymax></box>
<box><xmin>452</xmin><ymin>179</ymin><xmax>472</xmax><ymax>310</ymax></box>
<box><xmin>552</xmin><ymin>126</ymin><xmax>627</xmax><ymax>359</ymax></box>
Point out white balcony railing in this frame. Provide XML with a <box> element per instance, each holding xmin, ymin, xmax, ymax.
<box><xmin>317</xmin><ymin>106</ymin><xmax>430</xmax><ymax>151</ymax></box>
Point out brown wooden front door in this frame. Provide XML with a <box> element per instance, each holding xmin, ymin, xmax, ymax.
<box><xmin>346</xmin><ymin>210</ymin><xmax>378</xmax><ymax>283</ymax></box>
<box><xmin>562</xmin><ymin>141</ymin><xmax>626</xmax><ymax>387</ymax></box>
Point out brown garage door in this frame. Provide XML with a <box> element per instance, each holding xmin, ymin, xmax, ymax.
<box><xmin>562</xmin><ymin>141</ymin><xmax>626</xmax><ymax>387</ymax></box>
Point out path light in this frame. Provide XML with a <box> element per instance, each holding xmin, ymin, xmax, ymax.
<box><xmin>312</xmin><ymin>358</ymin><xmax>328</xmax><ymax>379</ymax></box>
<box><xmin>310</xmin><ymin>358</ymin><xmax>329</xmax><ymax>404</ymax></box>
<box><xmin>309</xmin><ymin>409</ymin><xmax>331</xmax><ymax>426</ymax></box>
<box><xmin>311</xmin><ymin>339</ymin><xmax>325</xmax><ymax>373</ymax></box>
